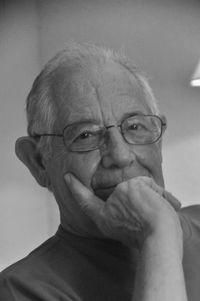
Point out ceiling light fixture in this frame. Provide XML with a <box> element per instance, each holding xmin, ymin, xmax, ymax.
<box><xmin>191</xmin><ymin>60</ymin><xmax>200</xmax><ymax>87</ymax></box>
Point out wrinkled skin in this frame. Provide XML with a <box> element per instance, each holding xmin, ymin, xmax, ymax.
<box><xmin>43</xmin><ymin>61</ymin><xmax>170</xmax><ymax>238</ymax></box>
<box><xmin>65</xmin><ymin>174</ymin><xmax>182</xmax><ymax>251</ymax></box>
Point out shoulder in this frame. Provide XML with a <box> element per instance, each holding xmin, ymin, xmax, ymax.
<box><xmin>180</xmin><ymin>204</ymin><xmax>200</xmax><ymax>220</ymax></box>
<box><xmin>179</xmin><ymin>205</ymin><xmax>200</xmax><ymax>243</ymax></box>
<box><xmin>0</xmin><ymin>232</ymin><xmax>60</xmax><ymax>274</ymax></box>
<box><xmin>0</xmin><ymin>234</ymin><xmax>60</xmax><ymax>300</ymax></box>
<box><xmin>0</xmin><ymin>231</ymin><xmax>82</xmax><ymax>301</ymax></box>
<box><xmin>179</xmin><ymin>205</ymin><xmax>200</xmax><ymax>301</ymax></box>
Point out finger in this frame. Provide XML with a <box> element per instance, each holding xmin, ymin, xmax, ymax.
<box><xmin>149</xmin><ymin>181</ymin><xmax>181</xmax><ymax>211</ymax></box>
<box><xmin>162</xmin><ymin>191</ymin><xmax>181</xmax><ymax>211</ymax></box>
<box><xmin>139</xmin><ymin>176</ymin><xmax>181</xmax><ymax>211</ymax></box>
<box><xmin>64</xmin><ymin>173</ymin><xmax>105</xmax><ymax>221</ymax></box>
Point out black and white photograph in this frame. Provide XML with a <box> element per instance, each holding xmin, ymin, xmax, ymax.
<box><xmin>0</xmin><ymin>1</ymin><xmax>200</xmax><ymax>300</ymax></box>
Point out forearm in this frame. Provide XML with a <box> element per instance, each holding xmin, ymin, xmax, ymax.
<box><xmin>132</xmin><ymin>228</ymin><xmax>188</xmax><ymax>301</ymax></box>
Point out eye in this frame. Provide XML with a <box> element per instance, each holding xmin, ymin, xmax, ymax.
<box><xmin>128</xmin><ymin>122</ymin><xmax>145</xmax><ymax>131</ymax></box>
<box><xmin>78</xmin><ymin>131</ymin><xmax>93</xmax><ymax>140</ymax></box>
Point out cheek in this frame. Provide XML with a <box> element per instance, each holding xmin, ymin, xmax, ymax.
<box><xmin>147</xmin><ymin>144</ymin><xmax>164</xmax><ymax>186</ymax></box>
<box><xmin>134</xmin><ymin>144</ymin><xmax>164</xmax><ymax>185</ymax></box>
<box><xmin>60</xmin><ymin>150</ymin><xmax>101</xmax><ymax>188</ymax></box>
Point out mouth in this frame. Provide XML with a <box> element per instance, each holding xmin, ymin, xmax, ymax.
<box><xmin>92</xmin><ymin>175</ymin><xmax>151</xmax><ymax>201</ymax></box>
<box><xmin>93</xmin><ymin>185</ymin><xmax>117</xmax><ymax>201</ymax></box>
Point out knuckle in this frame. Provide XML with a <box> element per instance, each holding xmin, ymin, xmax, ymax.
<box><xmin>139</xmin><ymin>176</ymin><xmax>153</xmax><ymax>187</ymax></box>
<box><xmin>131</xmin><ymin>177</ymin><xmax>143</xmax><ymax>188</ymax></box>
<box><xmin>116</xmin><ymin>181</ymin><xmax>127</xmax><ymax>193</ymax></box>
<box><xmin>127</xmin><ymin>177</ymin><xmax>137</xmax><ymax>188</ymax></box>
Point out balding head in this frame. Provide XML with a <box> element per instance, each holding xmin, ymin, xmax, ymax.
<box><xmin>26</xmin><ymin>42</ymin><xmax>159</xmax><ymax>155</ymax></box>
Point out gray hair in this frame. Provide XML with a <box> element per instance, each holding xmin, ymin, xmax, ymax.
<box><xmin>26</xmin><ymin>42</ymin><xmax>159</xmax><ymax>156</ymax></box>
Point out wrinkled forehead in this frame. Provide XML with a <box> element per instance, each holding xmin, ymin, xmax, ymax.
<box><xmin>51</xmin><ymin>61</ymin><xmax>152</xmax><ymax>128</ymax></box>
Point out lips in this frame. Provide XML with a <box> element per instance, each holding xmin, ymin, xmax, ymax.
<box><xmin>92</xmin><ymin>175</ymin><xmax>151</xmax><ymax>200</ymax></box>
<box><xmin>92</xmin><ymin>178</ymin><xmax>121</xmax><ymax>201</ymax></box>
<box><xmin>93</xmin><ymin>185</ymin><xmax>117</xmax><ymax>201</ymax></box>
<box><xmin>92</xmin><ymin>177</ymin><xmax>123</xmax><ymax>191</ymax></box>
<box><xmin>91</xmin><ymin>167</ymin><xmax>151</xmax><ymax>201</ymax></box>
<box><xmin>94</xmin><ymin>183</ymin><xmax>119</xmax><ymax>190</ymax></box>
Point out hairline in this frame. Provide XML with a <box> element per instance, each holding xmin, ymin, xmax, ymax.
<box><xmin>26</xmin><ymin>43</ymin><xmax>159</xmax><ymax>156</ymax></box>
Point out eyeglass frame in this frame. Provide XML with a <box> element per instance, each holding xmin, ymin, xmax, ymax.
<box><xmin>31</xmin><ymin>114</ymin><xmax>167</xmax><ymax>152</ymax></box>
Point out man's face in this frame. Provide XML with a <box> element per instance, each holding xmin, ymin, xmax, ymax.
<box><xmin>46</xmin><ymin>61</ymin><xmax>165</xmax><ymax>236</ymax></box>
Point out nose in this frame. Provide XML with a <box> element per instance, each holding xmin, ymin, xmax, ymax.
<box><xmin>100</xmin><ymin>127</ymin><xmax>136</xmax><ymax>169</ymax></box>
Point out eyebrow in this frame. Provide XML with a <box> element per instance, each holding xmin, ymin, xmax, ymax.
<box><xmin>65</xmin><ymin>118</ymin><xmax>102</xmax><ymax>127</ymax></box>
<box><xmin>120</xmin><ymin>111</ymin><xmax>146</xmax><ymax>121</ymax></box>
<box><xmin>65</xmin><ymin>111</ymin><xmax>146</xmax><ymax>127</ymax></box>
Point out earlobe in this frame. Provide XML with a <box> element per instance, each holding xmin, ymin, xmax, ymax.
<box><xmin>160</xmin><ymin>115</ymin><xmax>167</xmax><ymax>132</ymax></box>
<box><xmin>157</xmin><ymin>115</ymin><xmax>167</xmax><ymax>162</ymax></box>
<box><xmin>15</xmin><ymin>136</ymin><xmax>51</xmax><ymax>188</ymax></box>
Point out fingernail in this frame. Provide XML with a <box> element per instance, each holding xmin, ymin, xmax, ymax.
<box><xmin>64</xmin><ymin>173</ymin><xmax>71</xmax><ymax>184</ymax></box>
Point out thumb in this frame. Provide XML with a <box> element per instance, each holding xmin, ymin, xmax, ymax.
<box><xmin>64</xmin><ymin>173</ymin><xmax>105</xmax><ymax>221</ymax></box>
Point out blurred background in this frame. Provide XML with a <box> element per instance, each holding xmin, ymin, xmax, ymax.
<box><xmin>0</xmin><ymin>0</ymin><xmax>200</xmax><ymax>270</ymax></box>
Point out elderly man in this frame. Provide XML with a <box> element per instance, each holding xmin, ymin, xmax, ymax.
<box><xmin>0</xmin><ymin>43</ymin><xmax>199</xmax><ymax>301</ymax></box>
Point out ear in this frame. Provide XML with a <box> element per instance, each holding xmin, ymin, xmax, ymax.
<box><xmin>15</xmin><ymin>136</ymin><xmax>51</xmax><ymax>188</ymax></box>
<box><xmin>160</xmin><ymin>114</ymin><xmax>167</xmax><ymax>134</ymax></box>
<box><xmin>157</xmin><ymin>115</ymin><xmax>167</xmax><ymax>162</ymax></box>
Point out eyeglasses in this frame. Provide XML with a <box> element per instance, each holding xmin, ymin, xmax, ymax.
<box><xmin>32</xmin><ymin>115</ymin><xmax>166</xmax><ymax>152</ymax></box>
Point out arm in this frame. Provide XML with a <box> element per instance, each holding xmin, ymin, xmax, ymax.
<box><xmin>65</xmin><ymin>174</ymin><xmax>188</xmax><ymax>301</ymax></box>
<box><xmin>133</xmin><ymin>215</ymin><xmax>187</xmax><ymax>301</ymax></box>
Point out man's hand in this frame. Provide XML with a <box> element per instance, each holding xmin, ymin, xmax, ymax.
<box><xmin>64</xmin><ymin>174</ymin><xmax>181</xmax><ymax>248</ymax></box>
<box><xmin>65</xmin><ymin>174</ymin><xmax>187</xmax><ymax>301</ymax></box>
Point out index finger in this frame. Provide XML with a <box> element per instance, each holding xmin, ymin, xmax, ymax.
<box><xmin>64</xmin><ymin>173</ymin><xmax>105</xmax><ymax>221</ymax></box>
<box><xmin>138</xmin><ymin>177</ymin><xmax>181</xmax><ymax>211</ymax></box>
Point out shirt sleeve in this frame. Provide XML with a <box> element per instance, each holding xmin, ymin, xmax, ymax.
<box><xmin>179</xmin><ymin>205</ymin><xmax>200</xmax><ymax>301</ymax></box>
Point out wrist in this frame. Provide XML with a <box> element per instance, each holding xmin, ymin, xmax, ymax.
<box><xmin>143</xmin><ymin>220</ymin><xmax>183</xmax><ymax>260</ymax></box>
<box><xmin>149</xmin><ymin>205</ymin><xmax>183</xmax><ymax>236</ymax></box>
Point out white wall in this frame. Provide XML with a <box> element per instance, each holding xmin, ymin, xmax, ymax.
<box><xmin>1</xmin><ymin>0</ymin><xmax>200</xmax><ymax>270</ymax></box>
<box><xmin>0</xmin><ymin>0</ymin><xmax>59</xmax><ymax>271</ymax></box>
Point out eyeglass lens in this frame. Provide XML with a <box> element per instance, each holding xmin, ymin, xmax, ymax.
<box><xmin>63</xmin><ymin>115</ymin><xmax>162</xmax><ymax>151</ymax></box>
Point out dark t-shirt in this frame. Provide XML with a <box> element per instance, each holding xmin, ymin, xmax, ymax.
<box><xmin>0</xmin><ymin>205</ymin><xmax>200</xmax><ymax>301</ymax></box>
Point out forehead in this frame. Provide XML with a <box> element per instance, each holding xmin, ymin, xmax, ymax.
<box><xmin>53</xmin><ymin>61</ymin><xmax>151</xmax><ymax>128</ymax></box>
